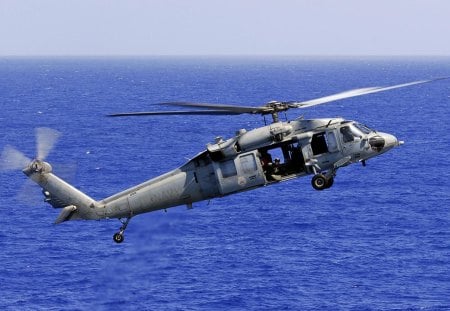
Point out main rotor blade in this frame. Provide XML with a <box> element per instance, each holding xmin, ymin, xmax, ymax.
<box><xmin>0</xmin><ymin>145</ymin><xmax>31</xmax><ymax>171</ymax></box>
<box><xmin>108</xmin><ymin>110</ymin><xmax>245</xmax><ymax>117</ymax></box>
<box><xmin>109</xmin><ymin>77</ymin><xmax>447</xmax><ymax>118</ymax></box>
<box><xmin>36</xmin><ymin>127</ymin><xmax>61</xmax><ymax>161</ymax></box>
<box><xmin>160</xmin><ymin>102</ymin><xmax>264</xmax><ymax>114</ymax></box>
<box><xmin>290</xmin><ymin>77</ymin><xmax>448</xmax><ymax>108</ymax></box>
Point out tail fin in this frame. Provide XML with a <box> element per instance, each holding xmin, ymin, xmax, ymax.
<box><xmin>23</xmin><ymin>160</ymin><xmax>100</xmax><ymax>223</ymax></box>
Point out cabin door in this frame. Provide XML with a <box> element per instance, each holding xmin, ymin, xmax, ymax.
<box><xmin>237</xmin><ymin>152</ymin><xmax>266</xmax><ymax>189</ymax></box>
<box><xmin>214</xmin><ymin>151</ymin><xmax>265</xmax><ymax>195</ymax></box>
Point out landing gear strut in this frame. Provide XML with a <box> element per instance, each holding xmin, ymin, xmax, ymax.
<box><xmin>113</xmin><ymin>217</ymin><xmax>131</xmax><ymax>243</ymax></box>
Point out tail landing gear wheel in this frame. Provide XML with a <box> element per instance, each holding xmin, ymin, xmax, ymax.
<box><xmin>113</xmin><ymin>232</ymin><xmax>124</xmax><ymax>243</ymax></box>
<box><xmin>113</xmin><ymin>217</ymin><xmax>131</xmax><ymax>243</ymax></box>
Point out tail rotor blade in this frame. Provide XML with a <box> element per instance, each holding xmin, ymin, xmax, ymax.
<box><xmin>0</xmin><ymin>145</ymin><xmax>31</xmax><ymax>171</ymax></box>
<box><xmin>36</xmin><ymin>127</ymin><xmax>61</xmax><ymax>161</ymax></box>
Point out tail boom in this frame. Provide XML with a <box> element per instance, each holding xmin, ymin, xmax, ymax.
<box><xmin>23</xmin><ymin>160</ymin><xmax>101</xmax><ymax>223</ymax></box>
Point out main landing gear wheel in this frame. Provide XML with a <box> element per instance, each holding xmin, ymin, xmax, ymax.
<box><xmin>311</xmin><ymin>174</ymin><xmax>334</xmax><ymax>191</ymax></box>
<box><xmin>113</xmin><ymin>217</ymin><xmax>131</xmax><ymax>244</ymax></box>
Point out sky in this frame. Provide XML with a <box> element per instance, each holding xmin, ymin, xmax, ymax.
<box><xmin>0</xmin><ymin>0</ymin><xmax>449</xmax><ymax>56</ymax></box>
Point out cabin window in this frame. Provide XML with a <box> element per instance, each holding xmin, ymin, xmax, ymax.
<box><xmin>327</xmin><ymin>132</ymin><xmax>338</xmax><ymax>152</ymax></box>
<box><xmin>240</xmin><ymin>154</ymin><xmax>257</xmax><ymax>174</ymax></box>
<box><xmin>311</xmin><ymin>132</ymin><xmax>328</xmax><ymax>155</ymax></box>
<box><xmin>221</xmin><ymin>159</ymin><xmax>237</xmax><ymax>178</ymax></box>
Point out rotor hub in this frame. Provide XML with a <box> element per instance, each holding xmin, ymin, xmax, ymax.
<box><xmin>23</xmin><ymin>159</ymin><xmax>53</xmax><ymax>176</ymax></box>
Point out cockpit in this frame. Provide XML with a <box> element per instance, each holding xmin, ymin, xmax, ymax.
<box><xmin>339</xmin><ymin>122</ymin><xmax>374</xmax><ymax>143</ymax></box>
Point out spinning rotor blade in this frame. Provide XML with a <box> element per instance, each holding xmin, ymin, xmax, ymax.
<box><xmin>109</xmin><ymin>110</ymin><xmax>245</xmax><ymax>117</ymax></box>
<box><xmin>289</xmin><ymin>78</ymin><xmax>447</xmax><ymax>108</ymax></box>
<box><xmin>108</xmin><ymin>102</ymin><xmax>264</xmax><ymax>117</ymax></box>
<box><xmin>36</xmin><ymin>127</ymin><xmax>61</xmax><ymax>161</ymax></box>
<box><xmin>108</xmin><ymin>77</ymin><xmax>447</xmax><ymax>118</ymax></box>
<box><xmin>0</xmin><ymin>145</ymin><xmax>31</xmax><ymax>171</ymax></box>
<box><xmin>160</xmin><ymin>102</ymin><xmax>264</xmax><ymax>114</ymax></box>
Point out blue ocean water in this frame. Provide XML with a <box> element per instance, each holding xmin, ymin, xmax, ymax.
<box><xmin>0</xmin><ymin>56</ymin><xmax>449</xmax><ymax>310</ymax></box>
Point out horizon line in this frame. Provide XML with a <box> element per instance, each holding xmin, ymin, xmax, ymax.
<box><xmin>1</xmin><ymin>54</ymin><xmax>450</xmax><ymax>59</ymax></box>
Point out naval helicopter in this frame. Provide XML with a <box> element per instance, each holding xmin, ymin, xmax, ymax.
<box><xmin>0</xmin><ymin>78</ymin><xmax>445</xmax><ymax>243</ymax></box>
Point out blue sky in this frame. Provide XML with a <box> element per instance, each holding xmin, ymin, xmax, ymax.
<box><xmin>0</xmin><ymin>0</ymin><xmax>449</xmax><ymax>56</ymax></box>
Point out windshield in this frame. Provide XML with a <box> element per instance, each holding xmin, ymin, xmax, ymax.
<box><xmin>353</xmin><ymin>122</ymin><xmax>373</xmax><ymax>134</ymax></box>
<box><xmin>340</xmin><ymin>123</ymin><xmax>369</xmax><ymax>143</ymax></box>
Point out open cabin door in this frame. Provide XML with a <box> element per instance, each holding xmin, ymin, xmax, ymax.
<box><xmin>213</xmin><ymin>150</ymin><xmax>265</xmax><ymax>195</ymax></box>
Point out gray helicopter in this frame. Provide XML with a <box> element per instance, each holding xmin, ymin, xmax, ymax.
<box><xmin>0</xmin><ymin>78</ymin><xmax>444</xmax><ymax>243</ymax></box>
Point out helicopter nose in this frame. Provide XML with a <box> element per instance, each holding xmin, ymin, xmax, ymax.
<box><xmin>379</xmin><ymin>133</ymin><xmax>403</xmax><ymax>152</ymax></box>
<box><xmin>384</xmin><ymin>133</ymin><xmax>402</xmax><ymax>147</ymax></box>
<box><xmin>368</xmin><ymin>133</ymin><xmax>402</xmax><ymax>153</ymax></box>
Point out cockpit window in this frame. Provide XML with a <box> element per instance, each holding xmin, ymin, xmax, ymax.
<box><xmin>353</xmin><ymin>123</ymin><xmax>373</xmax><ymax>134</ymax></box>
<box><xmin>340</xmin><ymin>126</ymin><xmax>354</xmax><ymax>143</ymax></box>
<box><xmin>340</xmin><ymin>124</ymin><xmax>367</xmax><ymax>143</ymax></box>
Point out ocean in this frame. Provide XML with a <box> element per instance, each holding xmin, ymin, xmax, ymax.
<box><xmin>0</xmin><ymin>56</ymin><xmax>449</xmax><ymax>310</ymax></box>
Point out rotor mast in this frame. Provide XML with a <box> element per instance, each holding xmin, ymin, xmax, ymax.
<box><xmin>261</xmin><ymin>101</ymin><xmax>291</xmax><ymax>123</ymax></box>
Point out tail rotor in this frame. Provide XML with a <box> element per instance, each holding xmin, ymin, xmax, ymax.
<box><xmin>0</xmin><ymin>127</ymin><xmax>61</xmax><ymax>172</ymax></box>
<box><xmin>36</xmin><ymin>127</ymin><xmax>61</xmax><ymax>161</ymax></box>
<box><xmin>0</xmin><ymin>145</ymin><xmax>32</xmax><ymax>171</ymax></box>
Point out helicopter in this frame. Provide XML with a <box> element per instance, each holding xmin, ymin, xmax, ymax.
<box><xmin>0</xmin><ymin>77</ymin><xmax>445</xmax><ymax>243</ymax></box>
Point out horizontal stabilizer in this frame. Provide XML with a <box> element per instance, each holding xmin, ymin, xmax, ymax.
<box><xmin>55</xmin><ymin>205</ymin><xmax>77</xmax><ymax>224</ymax></box>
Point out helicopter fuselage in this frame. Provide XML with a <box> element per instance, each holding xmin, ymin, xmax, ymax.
<box><xmin>71</xmin><ymin>117</ymin><xmax>401</xmax><ymax>220</ymax></box>
<box><xmin>8</xmin><ymin>77</ymin><xmax>443</xmax><ymax>242</ymax></box>
<box><xmin>24</xmin><ymin>117</ymin><xmax>402</xmax><ymax>228</ymax></box>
